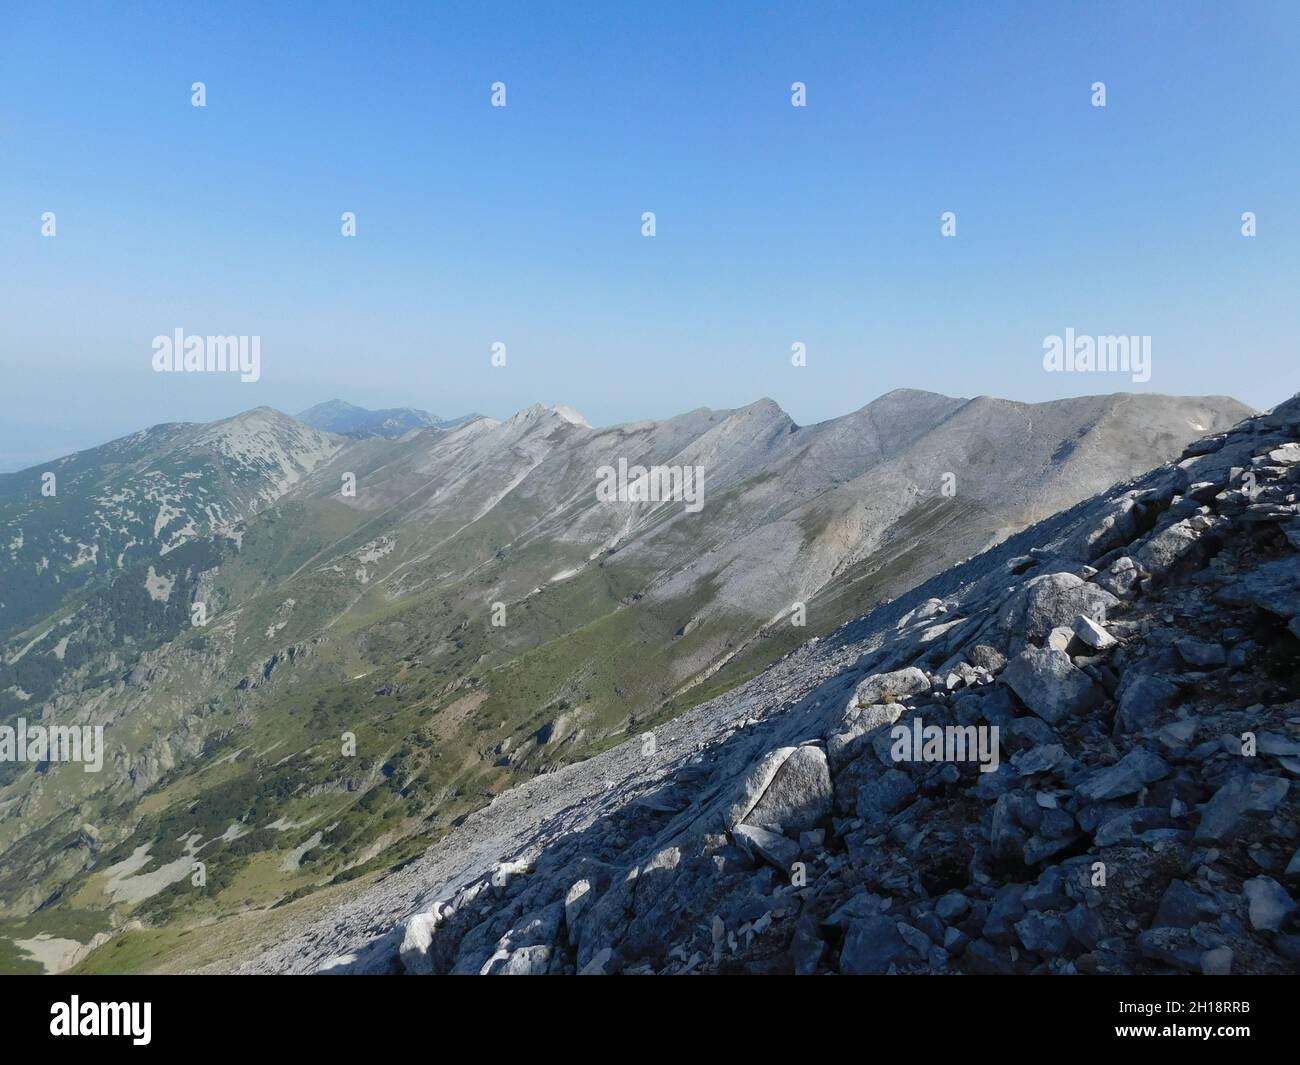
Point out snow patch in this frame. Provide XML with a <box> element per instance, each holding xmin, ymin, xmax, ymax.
<box><xmin>144</xmin><ymin>565</ymin><xmax>175</xmax><ymax>603</ymax></box>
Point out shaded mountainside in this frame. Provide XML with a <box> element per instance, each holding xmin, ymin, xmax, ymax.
<box><xmin>0</xmin><ymin>408</ymin><xmax>345</xmax><ymax>716</ymax></box>
<box><xmin>237</xmin><ymin>393</ymin><xmax>1300</xmax><ymax>976</ymax></box>
<box><xmin>0</xmin><ymin>390</ymin><xmax>1253</xmax><ymax>971</ymax></box>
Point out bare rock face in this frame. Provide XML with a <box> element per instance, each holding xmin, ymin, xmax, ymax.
<box><xmin>242</xmin><ymin>393</ymin><xmax>1300</xmax><ymax>977</ymax></box>
<box><xmin>1135</xmin><ymin>517</ymin><xmax>1218</xmax><ymax>579</ymax></box>
<box><xmin>1216</xmin><ymin>554</ymin><xmax>1300</xmax><ymax>618</ymax></box>
<box><xmin>1057</xmin><ymin>495</ymin><xmax>1142</xmax><ymax>562</ymax></box>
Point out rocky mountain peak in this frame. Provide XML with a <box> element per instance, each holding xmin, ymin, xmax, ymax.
<box><xmin>507</xmin><ymin>403</ymin><xmax>592</xmax><ymax>429</ymax></box>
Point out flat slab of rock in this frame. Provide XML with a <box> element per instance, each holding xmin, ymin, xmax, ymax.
<box><xmin>732</xmin><ymin>824</ymin><xmax>799</xmax><ymax>872</ymax></box>
<box><xmin>1195</xmin><ymin>774</ymin><xmax>1291</xmax><ymax>842</ymax></box>
<box><xmin>1076</xmin><ymin>748</ymin><xmax>1170</xmax><ymax>802</ymax></box>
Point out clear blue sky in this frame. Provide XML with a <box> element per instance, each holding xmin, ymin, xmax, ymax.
<box><xmin>2</xmin><ymin>1</ymin><xmax>1297</xmax><ymax>469</ymax></box>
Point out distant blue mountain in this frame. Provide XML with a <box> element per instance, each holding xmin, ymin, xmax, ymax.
<box><xmin>296</xmin><ymin>400</ymin><xmax>480</xmax><ymax>438</ymax></box>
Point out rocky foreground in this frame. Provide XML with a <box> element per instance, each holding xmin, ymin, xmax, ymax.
<box><xmin>243</xmin><ymin>394</ymin><xmax>1300</xmax><ymax>976</ymax></box>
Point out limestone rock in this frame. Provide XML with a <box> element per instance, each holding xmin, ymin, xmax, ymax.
<box><xmin>1002</xmin><ymin>646</ymin><xmax>1101</xmax><ymax>724</ymax></box>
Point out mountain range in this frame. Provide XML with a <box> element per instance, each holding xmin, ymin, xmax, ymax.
<box><xmin>296</xmin><ymin>400</ymin><xmax>483</xmax><ymax>439</ymax></box>
<box><xmin>0</xmin><ymin>390</ymin><xmax>1255</xmax><ymax>972</ymax></box>
<box><xmin>239</xmin><ymin>391</ymin><xmax>1300</xmax><ymax>976</ymax></box>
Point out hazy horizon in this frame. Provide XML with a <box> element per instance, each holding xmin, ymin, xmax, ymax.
<box><xmin>0</xmin><ymin>383</ymin><xmax>1283</xmax><ymax>474</ymax></box>
<box><xmin>3</xmin><ymin>2</ymin><xmax>1299</xmax><ymax>470</ymax></box>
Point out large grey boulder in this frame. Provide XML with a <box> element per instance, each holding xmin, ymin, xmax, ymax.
<box><xmin>828</xmin><ymin>703</ymin><xmax>902</xmax><ymax>769</ymax></box>
<box><xmin>1002</xmin><ymin>647</ymin><xmax>1102</xmax><ymax>724</ymax></box>
<box><xmin>850</xmin><ymin>666</ymin><xmax>931</xmax><ymax>708</ymax></box>
<box><xmin>1195</xmin><ymin>774</ymin><xmax>1291</xmax><ymax>842</ymax></box>
<box><xmin>741</xmin><ymin>744</ymin><xmax>833</xmax><ymax>834</ymax></box>
<box><xmin>982</xmin><ymin>882</ymin><xmax>1029</xmax><ymax>944</ymax></box>
<box><xmin>1058</xmin><ymin>495</ymin><xmax>1142</xmax><ymax>561</ymax></box>
<box><xmin>1243</xmin><ymin>877</ymin><xmax>1296</xmax><ymax>932</ymax></box>
<box><xmin>722</xmin><ymin>746</ymin><xmax>799</xmax><ymax>831</ymax></box>
<box><xmin>1015</xmin><ymin>911</ymin><xmax>1070</xmax><ymax>955</ymax></box>
<box><xmin>1115</xmin><ymin>674</ymin><xmax>1181</xmax><ymax>734</ymax></box>
<box><xmin>997</xmin><ymin>572</ymin><xmax>1119</xmax><ymax>639</ymax></box>
<box><xmin>724</xmin><ymin>744</ymin><xmax>832</xmax><ymax>835</ymax></box>
<box><xmin>967</xmin><ymin>643</ymin><xmax>1008</xmax><ymax>672</ymax></box>
<box><xmin>1215</xmin><ymin>555</ymin><xmax>1300</xmax><ymax>618</ymax></box>
<box><xmin>1134</xmin><ymin>518</ymin><xmax>1210</xmax><ymax>578</ymax></box>
<box><xmin>1096</xmin><ymin>555</ymin><xmax>1141</xmax><ymax>598</ymax></box>
<box><xmin>398</xmin><ymin>910</ymin><xmax>440</xmax><ymax>975</ymax></box>
<box><xmin>1154</xmin><ymin>880</ymin><xmax>1218</xmax><ymax>928</ymax></box>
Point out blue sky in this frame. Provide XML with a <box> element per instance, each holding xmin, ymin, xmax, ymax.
<box><xmin>1</xmin><ymin>1</ymin><xmax>1298</xmax><ymax>469</ymax></box>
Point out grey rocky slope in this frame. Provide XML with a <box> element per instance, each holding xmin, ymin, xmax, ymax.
<box><xmin>239</xmin><ymin>394</ymin><xmax>1300</xmax><ymax>975</ymax></box>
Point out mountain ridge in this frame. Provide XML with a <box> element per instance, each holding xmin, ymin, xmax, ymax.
<box><xmin>232</xmin><ymin>390</ymin><xmax>1300</xmax><ymax>976</ymax></box>
<box><xmin>296</xmin><ymin>400</ymin><xmax>489</xmax><ymax>439</ymax></box>
<box><xmin>0</xmin><ymin>387</ymin><xmax>1260</xmax><ymax>972</ymax></box>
